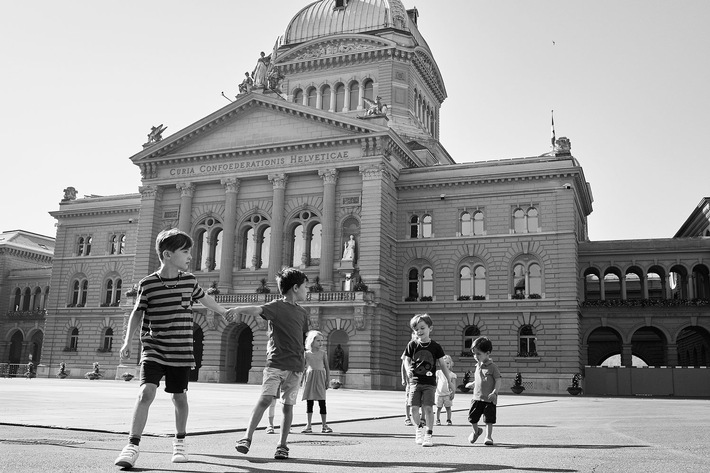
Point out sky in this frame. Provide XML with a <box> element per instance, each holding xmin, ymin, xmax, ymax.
<box><xmin>1</xmin><ymin>0</ymin><xmax>708</xmax><ymax>242</ymax></box>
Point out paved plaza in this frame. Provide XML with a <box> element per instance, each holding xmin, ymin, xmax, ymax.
<box><xmin>1</xmin><ymin>378</ymin><xmax>709</xmax><ymax>472</ymax></box>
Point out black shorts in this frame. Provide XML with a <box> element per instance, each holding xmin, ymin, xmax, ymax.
<box><xmin>140</xmin><ymin>361</ymin><xmax>190</xmax><ymax>393</ymax></box>
<box><xmin>468</xmin><ymin>400</ymin><xmax>497</xmax><ymax>424</ymax></box>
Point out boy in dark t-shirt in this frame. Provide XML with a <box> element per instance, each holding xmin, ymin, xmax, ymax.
<box><xmin>403</xmin><ymin>313</ymin><xmax>454</xmax><ymax>448</ymax></box>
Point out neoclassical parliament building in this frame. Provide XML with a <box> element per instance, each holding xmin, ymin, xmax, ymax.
<box><xmin>2</xmin><ymin>0</ymin><xmax>709</xmax><ymax>395</ymax></box>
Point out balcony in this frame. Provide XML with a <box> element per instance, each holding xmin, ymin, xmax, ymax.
<box><xmin>214</xmin><ymin>291</ymin><xmax>372</xmax><ymax>305</ymax></box>
<box><xmin>6</xmin><ymin>309</ymin><xmax>46</xmax><ymax>319</ymax></box>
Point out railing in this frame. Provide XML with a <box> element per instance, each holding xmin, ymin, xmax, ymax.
<box><xmin>0</xmin><ymin>363</ymin><xmax>25</xmax><ymax>378</ymax></box>
<box><xmin>214</xmin><ymin>291</ymin><xmax>370</xmax><ymax>304</ymax></box>
<box><xmin>581</xmin><ymin>298</ymin><xmax>710</xmax><ymax>308</ymax></box>
<box><xmin>5</xmin><ymin>309</ymin><xmax>46</xmax><ymax>318</ymax></box>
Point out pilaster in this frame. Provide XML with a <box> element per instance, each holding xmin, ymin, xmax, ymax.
<box><xmin>219</xmin><ymin>178</ymin><xmax>239</xmax><ymax>292</ymax></box>
<box><xmin>176</xmin><ymin>182</ymin><xmax>195</xmax><ymax>234</ymax></box>
<box><xmin>319</xmin><ymin>169</ymin><xmax>338</xmax><ymax>290</ymax></box>
<box><xmin>267</xmin><ymin>174</ymin><xmax>287</xmax><ymax>284</ymax></box>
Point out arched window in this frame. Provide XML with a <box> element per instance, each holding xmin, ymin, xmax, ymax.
<box><xmin>321</xmin><ymin>85</ymin><xmax>331</xmax><ymax>111</ymax></box>
<box><xmin>422</xmin><ymin>215</ymin><xmax>433</xmax><ymax>238</ymax></box>
<box><xmin>293</xmin><ymin>88</ymin><xmax>303</xmax><ymax>105</ymax></box>
<box><xmin>194</xmin><ymin>217</ymin><xmax>222</xmax><ymax>271</ymax></box>
<box><xmin>22</xmin><ymin>288</ymin><xmax>31</xmax><ymax>311</ymax></box>
<box><xmin>527</xmin><ymin>207</ymin><xmax>539</xmax><ymax>232</ymax></box>
<box><xmin>77</xmin><ymin>236</ymin><xmax>92</xmax><ymax>256</ymax></box>
<box><xmin>407</xmin><ymin>268</ymin><xmax>419</xmax><ymax>300</ymax></box>
<box><xmin>363</xmin><ymin>79</ymin><xmax>374</xmax><ymax>101</ymax></box>
<box><xmin>410</xmin><ymin>215</ymin><xmax>420</xmax><ymax>239</ymax></box>
<box><xmin>240</xmin><ymin>214</ymin><xmax>270</xmax><ymax>269</ymax></box>
<box><xmin>77</xmin><ymin>237</ymin><xmax>84</xmax><ymax>256</ymax></box>
<box><xmin>69</xmin><ymin>277</ymin><xmax>88</xmax><ymax>307</ymax></box>
<box><xmin>119</xmin><ymin>234</ymin><xmax>126</xmax><ymax>254</ymax></box>
<box><xmin>473</xmin><ymin>211</ymin><xmax>484</xmax><ymax>235</ymax></box>
<box><xmin>334</xmin><ymin>84</ymin><xmax>345</xmax><ymax>112</ymax></box>
<box><xmin>474</xmin><ymin>266</ymin><xmax>487</xmax><ymax>297</ymax></box>
<box><xmin>348</xmin><ymin>81</ymin><xmax>359</xmax><ymax>110</ymax></box>
<box><xmin>80</xmin><ymin>280</ymin><xmax>88</xmax><ymax>306</ymax></box>
<box><xmin>584</xmin><ymin>271</ymin><xmax>601</xmax><ymax>301</ymax></box>
<box><xmin>512</xmin><ymin>260</ymin><xmax>544</xmax><ymax>298</ymax></box>
<box><xmin>422</xmin><ymin>268</ymin><xmax>434</xmax><ymax>298</ymax></box>
<box><xmin>513</xmin><ymin>207</ymin><xmax>539</xmax><ymax>233</ymax></box>
<box><xmin>71</xmin><ymin>280</ymin><xmax>80</xmax><ymax>306</ymax></box>
<box><xmin>513</xmin><ymin>208</ymin><xmax>526</xmax><ymax>234</ymax></box>
<box><xmin>13</xmin><ymin>288</ymin><xmax>21</xmax><ymax>311</ymax></box>
<box><xmin>104</xmin><ymin>280</ymin><xmax>113</xmax><ymax>305</ymax></box>
<box><xmin>292</xmin><ymin>224</ymin><xmax>305</xmax><ymax>267</ymax></box>
<box><xmin>290</xmin><ymin>211</ymin><xmax>320</xmax><ymax>267</ymax></box>
<box><xmin>102</xmin><ymin>328</ymin><xmax>114</xmax><ymax>352</ymax></box>
<box><xmin>109</xmin><ymin>235</ymin><xmax>118</xmax><ymax>255</ymax></box>
<box><xmin>306</xmin><ymin>87</ymin><xmax>317</xmax><ymax>107</ymax></box>
<box><xmin>518</xmin><ymin>325</ymin><xmax>537</xmax><ymax>357</ymax></box>
<box><xmin>463</xmin><ymin>325</ymin><xmax>481</xmax><ymax>353</ymax></box>
<box><xmin>459</xmin><ymin>267</ymin><xmax>472</xmax><ymax>297</ymax></box>
<box><xmin>69</xmin><ymin>328</ymin><xmax>79</xmax><ymax>351</ymax></box>
<box><xmin>32</xmin><ymin>287</ymin><xmax>42</xmax><ymax>310</ymax></box>
<box><xmin>104</xmin><ymin>277</ymin><xmax>122</xmax><ymax>306</ymax></box>
<box><xmin>460</xmin><ymin>212</ymin><xmax>472</xmax><ymax>236</ymax></box>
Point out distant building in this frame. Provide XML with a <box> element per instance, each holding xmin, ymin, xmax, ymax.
<box><xmin>2</xmin><ymin>1</ymin><xmax>708</xmax><ymax>393</ymax></box>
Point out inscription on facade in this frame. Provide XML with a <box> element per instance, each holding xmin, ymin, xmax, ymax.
<box><xmin>165</xmin><ymin>150</ymin><xmax>355</xmax><ymax>178</ymax></box>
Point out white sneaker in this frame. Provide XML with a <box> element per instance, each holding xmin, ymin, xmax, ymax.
<box><xmin>115</xmin><ymin>444</ymin><xmax>139</xmax><ymax>468</ymax></box>
<box><xmin>484</xmin><ymin>437</ymin><xmax>494</xmax><ymax>445</ymax></box>
<box><xmin>415</xmin><ymin>427</ymin><xmax>423</xmax><ymax>444</ymax></box>
<box><xmin>172</xmin><ymin>439</ymin><xmax>188</xmax><ymax>463</ymax></box>
<box><xmin>422</xmin><ymin>433</ymin><xmax>433</xmax><ymax>447</ymax></box>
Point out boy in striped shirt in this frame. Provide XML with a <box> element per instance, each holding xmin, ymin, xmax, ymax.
<box><xmin>114</xmin><ymin>228</ymin><xmax>233</xmax><ymax>469</ymax></box>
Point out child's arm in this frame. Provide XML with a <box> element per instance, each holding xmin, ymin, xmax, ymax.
<box><xmin>400</xmin><ymin>360</ymin><xmax>408</xmax><ymax>386</ymax></box>
<box><xmin>489</xmin><ymin>376</ymin><xmax>502</xmax><ymax>402</ymax></box>
<box><xmin>119</xmin><ymin>302</ymin><xmax>143</xmax><ymax>360</ymax></box>
<box><xmin>403</xmin><ymin>356</ymin><xmax>413</xmax><ymax>382</ymax></box>
<box><xmin>199</xmin><ymin>294</ymin><xmax>229</xmax><ymax>318</ymax></box>
<box><xmin>229</xmin><ymin>305</ymin><xmax>263</xmax><ymax>319</ymax></box>
<box><xmin>324</xmin><ymin>350</ymin><xmax>330</xmax><ymax>390</ymax></box>
<box><xmin>438</xmin><ymin>356</ymin><xmax>454</xmax><ymax>384</ymax></box>
<box><xmin>449</xmin><ymin>374</ymin><xmax>457</xmax><ymax>400</ymax></box>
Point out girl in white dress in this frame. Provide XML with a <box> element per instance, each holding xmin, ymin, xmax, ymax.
<box><xmin>300</xmin><ymin>330</ymin><xmax>332</xmax><ymax>433</ymax></box>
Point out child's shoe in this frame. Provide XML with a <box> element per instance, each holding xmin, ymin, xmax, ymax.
<box><xmin>114</xmin><ymin>444</ymin><xmax>140</xmax><ymax>468</ymax></box>
<box><xmin>435</xmin><ymin>419</ymin><xmax>441</xmax><ymax>426</ymax></box>
<box><xmin>266</xmin><ymin>426</ymin><xmax>275</xmax><ymax>434</ymax></box>
<box><xmin>415</xmin><ymin>427</ymin><xmax>423</xmax><ymax>444</ymax></box>
<box><xmin>172</xmin><ymin>439</ymin><xmax>188</xmax><ymax>463</ymax></box>
<box><xmin>468</xmin><ymin>426</ymin><xmax>483</xmax><ymax>444</ymax></box>
<box><xmin>484</xmin><ymin>437</ymin><xmax>494</xmax><ymax>445</ymax></box>
<box><xmin>446</xmin><ymin>419</ymin><xmax>453</xmax><ymax>426</ymax></box>
<box><xmin>422</xmin><ymin>433</ymin><xmax>433</xmax><ymax>447</ymax></box>
<box><xmin>404</xmin><ymin>418</ymin><xmax>413</xmax><ymax>426</ymax></box>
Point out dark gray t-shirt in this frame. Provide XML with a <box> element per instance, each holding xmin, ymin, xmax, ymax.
<box><xmin>261</xmin><ymin>299</ymin><xmax>309</xmax><ymax>372</ymax></box>
<box><xmin>404</xmin><ymin>339</ymin><xmax>446</xmax><ymax>386</ymax></box>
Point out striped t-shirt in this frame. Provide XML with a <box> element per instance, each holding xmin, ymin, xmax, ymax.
<box><xmin>137</xmin><ymin>271</ymin><xmax>205</xmax><ymax>367</ymax></box>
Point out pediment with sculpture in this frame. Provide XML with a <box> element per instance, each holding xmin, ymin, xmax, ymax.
<box><xmin>276</xmin><ymin>36</ymin><xmax>397</xmax><ymax>64</ymax></box>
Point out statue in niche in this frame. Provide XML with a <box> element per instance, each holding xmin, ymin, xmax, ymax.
<box><xmin>342</xmin><ymin>235</ymin><xmax>356</xmax><ymax>261</ymax></box>
<box><xmin>333</xmin><ymin>344</ymin><xmax>345</xmax><ymax>371</ymax></box>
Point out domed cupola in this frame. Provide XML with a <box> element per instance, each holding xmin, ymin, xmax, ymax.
<box><xmin>284</xmin><ymin>0</ymin><xmax>410</xmax><ymax>45</ymax></box>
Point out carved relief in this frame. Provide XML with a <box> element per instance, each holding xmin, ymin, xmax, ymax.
<box><xmin>318</xmin><ymin>169</ymin><xmax>339</xmax><ymax>185</ymax></box>
<box><xmin>176</xmin><ymin>182</ymin><xmax>195</xmax><ymax>198</ymax></box>
<box><xmin>268</xmin><ymin>173</ymin><xmax>288</xmax><ymax>189</ymax></box>
<box><xmin>289</xmin><ymin>40</ymin><xmax>385</xmax><ymax>61</ymax></box>
<box><xmin>139</xmin><ymin>185</ymin><xmax>162</xmax><ymax>200</ymax></box>
<box><xmin>221</xmin><ymin>177</ymin><xmax>240</xmax><ymax>193</ymax></box>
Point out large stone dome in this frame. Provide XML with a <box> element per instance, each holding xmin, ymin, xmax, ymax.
<box><xmin>284</xmin><ymin>0</ymin><xmax>410</xmax><ymax>45</ymax></box>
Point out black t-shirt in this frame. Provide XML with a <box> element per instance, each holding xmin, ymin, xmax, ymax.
<box><xmin>404</xmin><ymin>339</ymin><xmax>446</xmax><ymax>386</ymax></box>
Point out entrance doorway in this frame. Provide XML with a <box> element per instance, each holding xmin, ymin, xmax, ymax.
<box><xmin>190</xmin><ymin>324</ymin><xmax>204</xmax><ymax>381</ymax></box>
<box><xmin>235</xmin><ymin>327</ymin><xmax>253</xmax><ymax>383</ymax></box>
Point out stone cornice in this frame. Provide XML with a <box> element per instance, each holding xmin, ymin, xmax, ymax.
<box><xmin>276</xmin><ymin>34</ymin><xmax>398</xmax><ymax>66</ymax></box>
<box><xmin>0</xmin><ymin>247</ymin><xmax>53</xmax><ymax>263</ymax></box>
<box><xmin>49</xmin><ymin>206</ymin><xmax>138</xmax><ymax>220</ymax></box>
<box><xmin>396</xmin><ymin>170</ymin><xmax>584</xmax><ymax>191</ymax></box>
<box><xmin>412</xmin><ymin>48</ymin><xmax>447</xmax><ymax>103</ymax></box>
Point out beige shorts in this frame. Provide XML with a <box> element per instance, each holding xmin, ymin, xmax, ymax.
<box><xmin>261</xmin><ymin>367</ymin><xmax>302</xmax><ymax>405</ymax></box>
<box><xmin>436</xmin><ymin>394</ymin><xmax>453</xmax><ymax>408</ymax></box>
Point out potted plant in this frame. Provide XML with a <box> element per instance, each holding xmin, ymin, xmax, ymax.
<box><xmin>457</xmin><ymin>370</ymin><xmax>473</xmax><ymax>393</ymax></box>
<box><xmin>420</xmin><ymin>296</ymin><xmax>433</xmax><ymax>301</ymax></box>
<box><xmin>121</xmin><ymin>372</ymin><xmax>135</xmax><ymax>382</ymax></box>
<box><xmin>330</xmin><ymin>379</ymin><xmax>342</xmax><ymax>389</ymax></box>
<box><xmin>255</xmin><ymin>278</ymin><xmax>271</xmax><ymax>294</ymax></box>
<box><xmin>353</xmin><ymin>277</ymin><xmax>368</xmax><ymax>292</ymax></box>
<box><xmin>125</xmin><ymin>285</ymin><xmax>138</xmax><ymax>298</ymax></box>
<box><xmin>567</xmin><ymin>373</ymin><xmax>583</xmax><ymax>396</ymax></box>
<box><xmin>85</xmin><ymin>362</ymin><xmax>103</xmax><ymax>380</ymax></box>
<box><xmin>511</xmin><ymin>372</ymin><xmax>525</xmax><ymax>394</ymax></box>
<box><xmin>206</xmin><ymin>281</ymin><xmax>220</xmax><ymax>296</ymax></box>
<box><xmin>57</xmin><ymin>362</ymin><xmax>69</xmax><ymax>379</ymax></box>
<box><xmin>309</xmin><ymin>276</ymin><xmax>324</xmax><ymax>293</ymax></box>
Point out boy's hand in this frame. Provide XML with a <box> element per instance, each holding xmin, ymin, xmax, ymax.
<box><xmin>223</xmin><ymin>308</ymin><xmax>235</xmax><ymax>322</ymax></box>
<box><xmin>488</xmin><ymin>391</ymin><xmax>498</xmax><ymax>402</ymax></box>
<box><xmin>119</xmin><ymin>342</ymin><xmax>131</xmax><ymax>360</ymax></box>
<box><xmin>465</xmin><ymin>382</ymin><xmax>474</xmax><ymax>389</ymax></box>
<box><xmin>450</xmin><ymin>393</ymin><xmax>455</xmax><ymax>401</ymax></box>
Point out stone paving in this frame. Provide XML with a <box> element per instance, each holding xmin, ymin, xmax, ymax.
<box><xmin>1</xmin><ymin>378</ymin><xmax>709</xmax><ymax>472</ymax></box>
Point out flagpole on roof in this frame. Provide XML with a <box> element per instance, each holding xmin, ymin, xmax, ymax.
<box><xmin>551</xmin><ymin>110</ymin><xmax>556</xmax><ymax>150</ymax></box>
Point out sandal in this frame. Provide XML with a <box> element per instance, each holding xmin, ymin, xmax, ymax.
<box><xmin>321</xmin><ymin>427</ymin><xmax>333</xmax><ymax>433</ymax></box>
<box><xmin>265</xmin><ymin>426</ymin><xmax>275</xmax><ymax>434</ymax></box>
<box><xmin>300</xmin><ymin>427</ymin><xmax>312</xmax><ymax>433</ymax></box>
<box><xmin>274</xmin><ymin>445</ymin><xmax>289</xmax><ymax>460</ymax></box>
<box><xmin>235</xmin><ymin>437</ymin><xmax>251</xmax><ymax>454</ymax></box>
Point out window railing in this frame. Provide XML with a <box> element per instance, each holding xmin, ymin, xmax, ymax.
<box><xmin>6</xmin><ymin>309</ymin><xmax>46</xmax><ymax>318</ymax></box>
<box><xmin>214</xmin><ymin>291</ymin><xmax>371</xmax><ymax>305</ymax></box>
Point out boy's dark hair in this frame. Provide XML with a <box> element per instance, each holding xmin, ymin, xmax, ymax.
<box><xmin>409</xmin><ymin>313</ymin><xmax>433</xmax><ymax>329</ymax></box>
<box><xmin>155</xmin><ymin>228</ymin><xmax>193</xmax><ymax>261</ymax></box>
<box><xmin>472</xmin><ymin>336</ymin><xmax>493</xmax><ymax>353</ymax></box>
<box><xmin>276</xmin><ymin>267</ymin><xmax>308</xmax><ymax>295</ymax></box>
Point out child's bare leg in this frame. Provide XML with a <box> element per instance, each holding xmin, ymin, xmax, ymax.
<box><xmin>129</xmin><ymin>383</ymin><xmax>157</xmax><ymax>438</ymax></box>
<box><xmin>486</xmin><ymin>423</ymin><xmax>494</xmax><ymax>440</ymax></box>
<box><xmin>411</xmin><ymin>405</ymin><xmax>422</xmax><ymax>427</ymax></box>
<box><xmin>446</xmin><ymin>406</ymin><xmax>452</xmax><ymax>422</ymax></box>
<box><xmin>243</xmin><ymin>395</ymin><xmax>273</xmax><ymax>440</ymax></box>
<box><xmin>305</xmin><ymin>411</ymin><xmax>313</xmax><ymax>429</ymax></box>
<box><xmin>268</xmin><ymin>399</ymin><xmax>276</xmax><ymax>428</ymax></box>
<box><xmin>320</xmin><ymin>413</ymin><xmax>328</xmax><ymax>429</ymax></box>
<box><xmin>279</xmin><ymin>403</ymin><xmax>294</xmax><ymax>446</ymax></box>
<box><xmin>423</xmin><ymin>405</ymin><xmax>435</xmax><ymax>432</ymax></box>
<box><xmin>171</xmin><ymin>392</ymin><xmax>189</xmax><ymax>435</ymax></box>
<box><xmin>436</xmin><ymin>405</ymin><xmax>442</xmax><ymax>422</ymax></box>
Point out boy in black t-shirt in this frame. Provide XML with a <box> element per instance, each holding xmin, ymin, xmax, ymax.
<box><xmin>403</xmin><ymin>313</ymin><xmax>454</xmax><ymax>447</ymax></box>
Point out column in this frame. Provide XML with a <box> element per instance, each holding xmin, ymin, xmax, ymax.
<box><xmin>330</xmin><ymin>88</ymin><xmax>336</xmax><ymax>112</ymax></box>
<box><xmin>219</xmin><ymin>178</ymin><xmax>239</xmax><ymax>292</ymax></box>
<box><xmin>318</xmin><ymin>169</ymin><xmax>338</xmax><ymax>290</ymax></box>
<box><xmin>267</xmin><ymin>174</ymin><xmax>287</xmax><ymax>284</ymax></box>
<box><xmin>620</xmin><ymin>276</ymin><xmax>627</xmax><ymax>300</ymax></box>
<box><xmin>358</xmin><ymin>83</ymin><xmax>364</xmax><ymax>110</ymax></box>
<box><xmin>133</xmin><ymin>185</ymin><xmax>164</xmax><ymax>284</ymax></box>
<box><xmin>667</xmin><ymin>344</ymin><xmax>678</xmax><ymax>366</ymax></box>
<box><xmin>642</xmin><ymin>275</ymin><xmax>649</xmax><ymax>299</ymax></box>
<box><xmin>176</xmin><ymin>182</ymin><xmax>195</xmax><ymax>233</ymax></box>
<box><xmin>344</xmin><ymin>85</ymin><xmax>351</xmax><ymax>112</ymax></box>
<box><xmin>600</xmin><ymin>276</ymin><xmax>606</xmax><ymax>300</ymax></box>
<box><xmin>621</xmin><ymin>344</ymin><xmax>633</xmax><ymax>367</ymax></box>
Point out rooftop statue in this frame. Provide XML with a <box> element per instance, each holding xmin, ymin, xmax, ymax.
<box><xmin>362</xmin><ymin>96</ymin><xmax>388</xmax><ymax>117</ymax></box>
<box><xmin>238</xmin><ymin>72</ymin><xmax>253</xmax><ymax>94</ymax></box>
<box><xmin>252</xmin><ymin>51</ymin><xmax>271</xmax><ymax>89</ymax></box>
<box><xmin>146</xmin><ymin>124</ymin><xmax>167</xmax><ymax>144</ymax></box>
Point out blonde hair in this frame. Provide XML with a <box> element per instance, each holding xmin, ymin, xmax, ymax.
<box><xmin>304</xmin><ymin>330</ymin><xmax>323</xmax><ymax>351</ymax></box>
<box><xmin>441</xmin><ymin>354</ymin><xmax>454</xmax><ymax>368</ymax></box>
